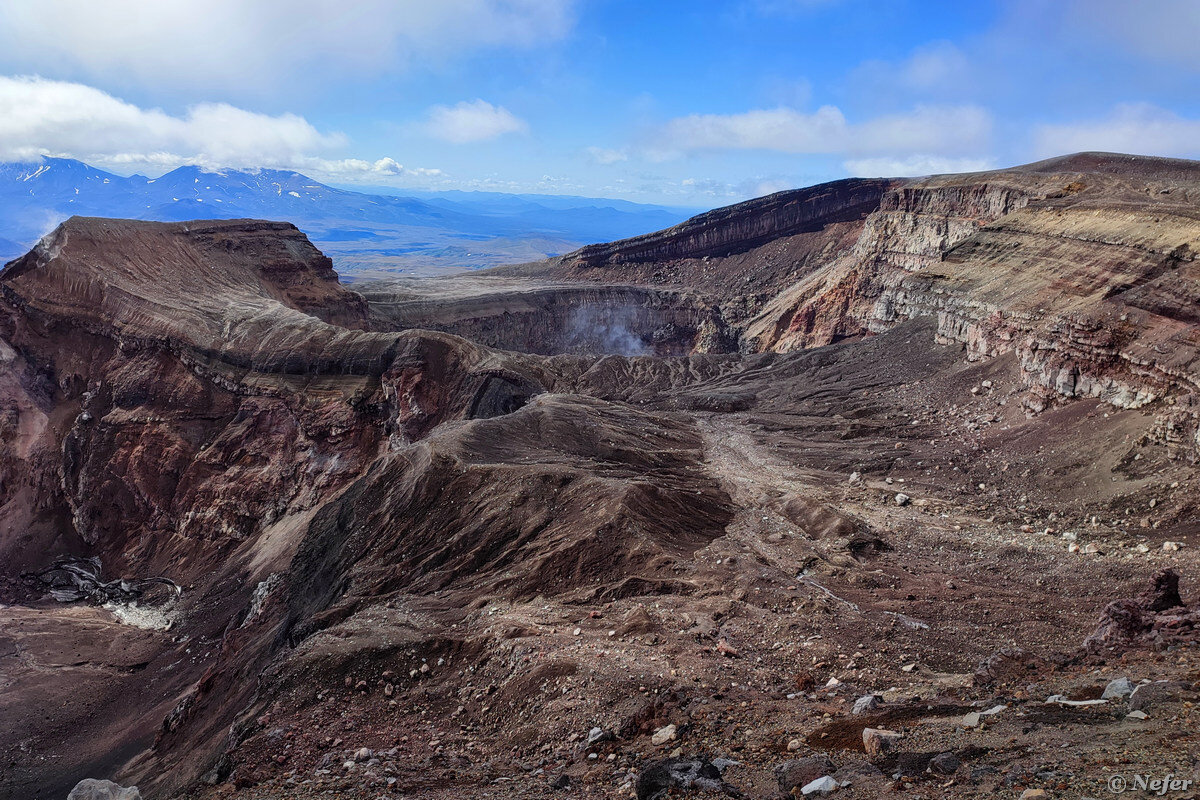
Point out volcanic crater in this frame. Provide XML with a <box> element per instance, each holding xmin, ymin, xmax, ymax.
<box><xmin>2</xmin><ymin>153</ymin><xmax>1200</xmax><ymax>800</ymax></box>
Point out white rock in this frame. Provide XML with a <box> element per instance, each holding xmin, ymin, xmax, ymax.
<box><xmin>961</xmin><ymin>711</ymin><xmax>981</xmax><ymax>727</ymax></box>
<box><xmin>67</xmin><ymin>780</ymin><xmax>142</xmax><ymax>800</ymax></box>
<box><xmin>1045</xmin><ymin>695</ymin><xmax>1107</xmax><ymax>707</ymax></box>
<box><xmin>1101</xmin><ymin>677</ymin><xmax>1134</xmax><ymax>700</ymax></box>
<box><xmin>651</xmin><ymin>724</ymin><xmax>677</xmax><ymax>745</ymax></box>
<box><xmin>1163</xmin><ymin>541</ymin><xmax>1185</xmax><ymax>552</ymax></box>
<box><xmin>801</xmin><ymin>776</ymin><xmax>840</xmax><ymax>795</ymax></box>
<box><xmin>894</xmin><ymin>493</ymin><xmax>911</xmax><ymax>506</ymax></box>
<box><xmin>1126</xmin><ymin>710</ymin><xmax>1149</xmax><ymax>720</ymax></box>
<box><xmin>852</xmin><ymin>694</ymin><xmax>881</xmax><ymax>715</ymax></box>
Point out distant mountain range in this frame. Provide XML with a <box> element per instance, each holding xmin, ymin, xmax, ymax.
<box><xmin>0</xmin><ymin>158</ymin><xmax>700</xmax><ymax>277</ymax></box>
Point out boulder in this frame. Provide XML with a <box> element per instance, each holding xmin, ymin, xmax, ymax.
<box><xmin>1129</xmin><ymin>681</ymin><xmax>1188</xmax><ymax>712</ymax></box>
<box><xmin>1138</xmin><ymin>568</ymin><xmax>1184</xmax><ymax>612</ymax></box>
<box><xmin>637</xmin><ymin>757</ymin><xmax>739</xmax><ymax>800</ymax></box>
<box><xmin>851</xmin><ymin>694</ymin><xmax>881</xmax><ymax>715</ymax></box>
<box><xmin>929</xmin><ymin>752</ymin><xmax>961</xmax><ymax>775</ymax></box>
<box><xmin>776</xmin><ymin>756</ymin><xmax>836</xmax><ymax>796</ymax></box>
<box><xmin>1101</xmin><ymin>677</ymin><xmax>1134</xmax><ymax>700</ymax></box>
<box><xmin>67</xmin><ymin>780</ymin><xmax>142</xmax><ymax>800</ymax></box>
<box><xmin>800</xmin><ymin>776</ymin><xmax>839</xmax><ymax>795</ymax></box>
<box><xmin>651</xmin><ymin>724</ymin><xmax>677</xmax><ymax>745</ymax></box>
<box><xmin>830</xmin><ymin>760</ymin><xmax>884</xmax><ymax>786</ymax></box>
<box><xmin>861</xmin><ymin>727</ymin><xmax>902</xmax><ymax>757</ymax></box>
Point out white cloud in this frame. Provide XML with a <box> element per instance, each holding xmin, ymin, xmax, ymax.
<box><xmin>0</xmin><ymin>75</ymin><xmax>440</xmax><ymax>181</ymax></box>
<box><xmin>0</xmin><ymin>0</ymin><xmax>576</xmax><ymax>92</ymax></box>
<box><xmin>842</xmin><ymin>155</ymin><xmax>996</xmax><ymax>177</ymax></box>
<box><xmin>1060</xmin><ymin>0</ymin><xmax>1200</xmax><ymax>71</ymax></box>
<box><xmin>1033</xmin><ymin>103</ymin><xmax>1200</xmax><ymax>160</ymax></box>
<box><xmin>0</xmin><ymin>75</ymin><xmax>342</xmax><ymax>167</ymax></box>
<box><xmin>651</xmin><ymin>104</ymin><xmax>991</xmax><ymax>158</ymax></box>
<box><xmin>850</xmin><ymin>42</ymin><xmax>973</xmax><ymax>99</ymax></box>
<box><xmin>300</xmin><ymin>157</ymin><xmax>444</xmax><ymax>181</ymax></box>
<box><xmin>586</xmin><ymin>146</ymin><xmax>628</xmax><ymax>165</ymax></box>
<box><xmin>424</xmin><ymin>100</ymin><xmax>528</xmax><ymax>144</ymax></box>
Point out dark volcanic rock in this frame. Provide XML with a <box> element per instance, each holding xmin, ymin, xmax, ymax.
<box><xmin>775</xmin><ymin>755</ymin><xmax>836</xmax><ymax>796</ymax></box>
<box><xmin>637</xmin><ymin>757</ymin><xmax>742</xmax><ymax>800</ymax></box>
<box><xmin>1138</xmin><ymin>568</ymin><xmax>1185</xmax><ymax>612</ymax></box>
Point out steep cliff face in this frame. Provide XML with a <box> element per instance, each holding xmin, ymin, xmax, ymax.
<box><xmin>360</xmin><ymin>278</ymin><xmax>736</xmax><ymax>355</ymax></box>
<box><xmin>500</xmin><ymin>153</ymin><xmax>1200</xmax><ymax>456</ymax></box>
<box><xmin>0</xmin><ymin>219</ymin><xmax>386</xmax><ymax>581</ymax></box>
<box><xmin>565</xmin><ymin>178</ymin><xmax>892</xmax><ymax>267</ymax></box>
<box><xmin>866</xmin><ymin>164</ymin><xmax>1200</xmax><ymax>422</ymax></box>
<box><xmin>0</xmin><ymin>218</ymin><xmax>739</xmax><ymax>796</ymax></box>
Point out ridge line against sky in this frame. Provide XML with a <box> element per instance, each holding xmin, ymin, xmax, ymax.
<box><xmin>0</xmin><ymin>0</ymin><xmax>1198</xmax><ymax>206</ymax></box>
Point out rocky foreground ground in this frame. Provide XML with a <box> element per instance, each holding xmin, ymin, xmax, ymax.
<box><xmin>2</xmin><ymin>153</ymin><xmax>1200</xmax><ymax>799</ymax></box>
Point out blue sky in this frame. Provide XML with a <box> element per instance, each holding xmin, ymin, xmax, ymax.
<box><xmin>0</xmin><ymin>0</ymin><xmax>1198</xmax><ymax>205</ymax></box>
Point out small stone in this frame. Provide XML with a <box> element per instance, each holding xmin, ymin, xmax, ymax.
<box><xmin>852</xmin><ymin>694</ymin><xmax>881</xmax><ymax>715</ymax></box>
<box><xmin>787</xmin><ymin>739</ymin><xmax>803</xmax><ymax>751</ymax></box>
<box><xmin>800</xmin><ymin>776</ymin><xmax>839</xmax><ymax>795</ymax></box>
<box><xmin>1081</xmin><ymin>543</ymin><xmax>1104</xmax><ymax>555</ymax></box>
<box><xmin>894</xmin><ymin>493</ymin><xmax>911</xmax><ymax>506</ymax></box>
<box><xmin>1020</xmin><ymin>790</ymin><xmax>1048</xmax><ymax>800</ymax></box>
<box><xmin>1163</xmin><ymin>541</ymin><xmax>1185</xmax><ymax>551</ymax></box>
<box><xmin>1136</xmin><ymin>543</ymin><xmax>1151</xmax><ymax>553</ymax></box>
<box><xmin>1126</xmin><ymin>709</ymin><xmax>1148</xmax><ymax>720</ymax></box>
<box><xmin>1101</xmin><ymin>677</ymin><xmax>1134</xmax><ymax>700</ymax></box>
<box><xmin>650</xmin><ymin>724</ymin><xmax>677</xmax><ymax>745</ymax></box>
<box><xmin>793</xmin><ymin>671</ymin><xmax>816</xmax><ymax>692</ymax></box>
<box><xmin>586</xmin><ymin>727</ymin><xmax>612</xmax><ymax>745</ymax></box>
<box><xmin>384</xmin><ymin>683</ymin><xmax>394</xmax><ymax>696</ymax></box>
<box><xmin>862</xmin><ymin>728</ymin><xmax>902</xmax><ymax>757</ymax></box>
<box><xmin>354</xmin><ymin>747</ymin><xmax>373</xmax><ymax>762</ymax></box>
<box><xmin>716</xmin><ymin>639</ymin><xmax>739</xmax><ymax>657</ymax></box>
<box><xmin>928</xmin><ymin>752</ymin><xmax>961</xmax><ymax>775</ymax></box>
<box><xmin>849</xmin><ymin>471</ymin><xmax>862</xmax><ymax>485</ymax></box>
<box><xmin>900</xmin><ymin>663</ymin><xmax>916</xmax><ymax>673</ymax></box>
<box><xmin>961</xmin><ymin>712</ymin><xmax>981</xmax><ymax>728</ymax></box>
